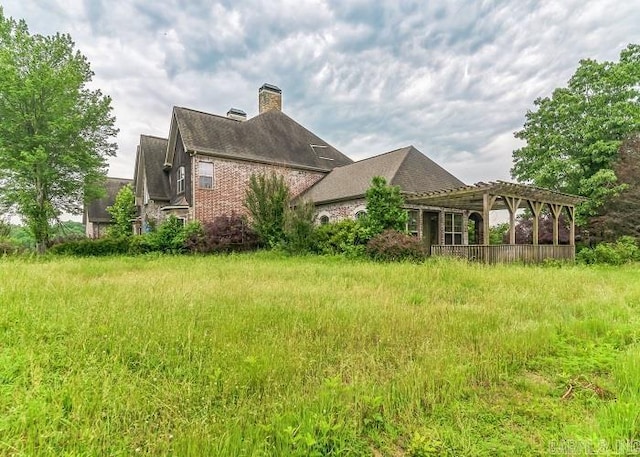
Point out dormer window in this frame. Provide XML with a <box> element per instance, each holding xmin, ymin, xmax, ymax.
<box><xmin>177</xmin><ymin>166</ymin><xmax>185</xmax><ymax>194</ymax></box>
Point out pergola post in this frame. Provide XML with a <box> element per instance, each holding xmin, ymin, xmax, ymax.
<box><xmin>503</xmin><ymin>196</ymin><xmax>522</xmax><ymax>245</ymax></box>
<box><xmin>548</xmin><ymin>203</ymin><xmax>563</xmax><ymax>246</ymax></box>
<box><xmin>527</xmin><ymin>200</ymin><xmax>543</xmax><ymax>246</ymax></box>
<box><xmin>482</xmin><ymin>193</ymin><xmax>498</xmax><ymax>245</ymax></box>
<box><xmin>567</xmin><ymin>206</ymin><xmax>575</xmax><ymax>246</ymax></box>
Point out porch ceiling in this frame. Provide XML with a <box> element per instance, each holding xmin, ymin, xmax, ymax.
<box><xmin>405</xmin><ymin>180</ymin><xmax>586</xmax><ymax>212</ymax></box>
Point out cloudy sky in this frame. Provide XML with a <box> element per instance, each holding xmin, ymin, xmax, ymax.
<box><xmin>3</xmin><ymin>0</ymin><xmax>639</xmax><ymax>185</ymax></box>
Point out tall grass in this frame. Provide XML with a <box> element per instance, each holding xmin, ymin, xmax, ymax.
<box><xmin>1</xmin><ymin>253</ymin><xmax>639</xmax><ymax>455</ymax></box>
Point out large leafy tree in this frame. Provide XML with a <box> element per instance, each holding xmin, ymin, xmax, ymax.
<box><xmin>0</xmin><ymin>9</ymin><xmax>118</xmax><ymax>252</ymax></box>
<box><xmin>511</xmin><ymin>44</ymin><xmax>640</xmax><ymax>223</ymax></box>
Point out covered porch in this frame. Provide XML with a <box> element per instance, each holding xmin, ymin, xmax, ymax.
<box><xmin>406</xmin><ymin>181</ymin><xmax>585</xmax><ymax>263</ymax></box>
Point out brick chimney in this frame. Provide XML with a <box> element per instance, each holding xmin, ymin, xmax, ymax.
<box><xmin>258</xmin><ymin>83</ymin><xmax>282</xmax><ymax>114</ymax></box>
<box><xmin>227</xmin><ymin>108</ymin><xmax>247</xmax><ymax>121</ymax></box>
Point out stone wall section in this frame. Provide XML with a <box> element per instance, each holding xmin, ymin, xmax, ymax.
<box><xmin>193</xmin><ymin>155</ymin><xmax>325</xmax><ymax>223</ymax></box>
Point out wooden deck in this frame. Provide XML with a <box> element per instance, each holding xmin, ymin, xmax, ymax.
<box><xmin>431</xmin><ymin>244</ymin><xmax>575</xmax><ymax>263</ymax></box>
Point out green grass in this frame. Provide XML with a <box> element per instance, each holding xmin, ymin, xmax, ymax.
<box><xmin>1</xmin><ymin>253</ymin><xmax>640</xmax><ymax>456</ymax></box>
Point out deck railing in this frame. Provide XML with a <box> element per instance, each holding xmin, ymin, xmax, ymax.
<box><xmin>430</xmin><ymin>244</ymin><xmax>575</xmax><ymax>264</ymax></box>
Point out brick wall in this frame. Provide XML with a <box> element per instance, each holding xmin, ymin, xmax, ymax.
<box><xmin>193</xmin><ymin>155</ymin><xmax>325</xmax><ymax>223</ymax></box>
<box><xmin>315</xmin><ymin>199</ymin><xmax>367</xmax><ymax>222</ymax></box>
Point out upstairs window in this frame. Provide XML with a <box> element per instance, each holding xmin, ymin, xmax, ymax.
<box><xmin>199</xmin><ymin>162</ymin><xmax>214</xmax><ymax>189</ymax></box>
<box><xmin>444</xmin><ymin>212</ymin><xmax>463</xmax><ymax>245</ymax></box>
<box><xmin>177</xmin><ymin>166</ymin><xmax>185</xmax><ymax>194</ymax></box>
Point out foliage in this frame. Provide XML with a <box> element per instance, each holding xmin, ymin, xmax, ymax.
<box><xmin>146</xmin><ymin>215</ymin><xmax>189</xmax><ymax>253</ymax></box>
<box><xmin>49</xmin><ymin>237</ymin><xmax>131</xmax><ymax>256</ymax></box>
<box><xmin>511</xmin><ymin>44</ymin><xmax>640</xmax><ymax>223</ymax></box>
<box><xmin>510</xmin><ymin>213</ymin><xmax>571</xmax><ymax>244</ymax></box>
<box><xmin>577</xmin><ymin>236</ymin><xmax>640</xmax><ymax>265</ymax></box>
<box><xmin>366</xmin><ymin>229</ymin><xmax>426</xmax><ymax>262</ymax></box>
<box><xmin>185</xmin><ymin>214</ymin><xmax>259</xmax><ymax>253</ymax></box>
<box><xmin>0</xmin><ymin>9</ymin><xmax>118</xmax><ymax>252</ymax></box>
<box><xmin>3</xmin><ymin>254</ymin><xmax>640</xmax><ymax>455</ymax></box>
<box><xmin>489</xmin><ymin>223</ymin><xmax>509</xmax><ymax>245</ymax></box>
<box><xmin>244</xmin><ymin>172</ymin><xmax>291</xmax><ymax>248</ymax></box>
<box><xmin>363</xmin><ymin>176</ymin><xmax>408</xmax><ymax>236</ymax></box>
<box><xmin>0</xmin><ymin>217</ymin><xmax>10</xmax><ymax>238</ymax></box>
<box><xmin>587</xmin><ymin>134</ymin><xmax>640</xmax><ymax>243</ymax></box>
<box><xmin>106</xmin><ymin>184</ymin><xmax>136</xmax><ymax>238</ymax></box>
<box><xmin>283</xmin><ymin>200</ymin><xmax>316</xmax><ymax>254</ymax></box>
<box><xmin>311</xmin><ymin>219</ymin><xmax>370</xmax><ymax>257</ymax></box>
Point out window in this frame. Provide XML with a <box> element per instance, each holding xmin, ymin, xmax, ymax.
<box><xmin>319</xmin><ymin>215</ymin><xmax>329</xmax><ymax>225</ymax></box>
<box><xmin>355</xmin><ymin>210</ymin><xmax>367</xmax><ymax>219</ymax></box>
<box><xmin>444</xmin><ymin>212</ymin><xmax>463</xmax><ymax>245</ymax></box>
<box><xmin>406</xmin><ymin>210</ymin><xmax>419</xmax><ymax>236</ymax></box>
<box><xmin>199</xmin><ymin>162</ymin><xmax>214</xmax><ymax>189</ymax></box>
<box><xmin>177</xmin><ymin>166</ymin><xmax>185</xmax><ymax>194</ymax></box>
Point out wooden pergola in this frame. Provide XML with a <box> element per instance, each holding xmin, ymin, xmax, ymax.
<box><xmin>406</xmin><ymin>181</ymin><xmax>586</xmax><ymax>262</ymax></box>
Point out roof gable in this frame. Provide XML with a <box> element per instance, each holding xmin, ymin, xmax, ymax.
<box><xmin>85</xmin><ymin>177</ymin><xmax>133</xmax><ymax>223</ymax></box>
<box><xmin>300</xmin><ymin>146</ymin><xmax>465</xmax><ymax>204</ymax></box>
<box><xmin>166</xmin><ymin>107</ymin><xmax>353</xmax><ymax>171</ymax></box>
<box><xmin>136</xmin><ymin>134</ymin><xmax>170</xmax><ymax>201</ymax></box>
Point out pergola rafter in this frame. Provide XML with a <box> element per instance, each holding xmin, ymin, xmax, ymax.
<box><xmin>406</xmin><ymin>180</ymin><xmax>586</xmax><ymax>247</ymax></box>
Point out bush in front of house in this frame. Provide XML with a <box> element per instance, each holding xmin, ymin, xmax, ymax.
<box><xmin>49</xmin><ymin>237</ymin><xmax>132</xmax><ymax>256</ymax></box>
<box><xmin>577</xmin><ymin>236</ymin><xmax>640</xmax><ymax>265</ymax></box>
<box><xmin>366</xmin><ymin>229</ymin><xmax>427</xmax><ymax>262</ymax></box>
<box><xmin>311</xmin><ymin>219</ymin><xmax>371</xmax><ymax>257</ymax></box>
<box><xmin>186</xmin><ymin>214</ymin><xmax>259</xmax><ymax>253</ymax></box>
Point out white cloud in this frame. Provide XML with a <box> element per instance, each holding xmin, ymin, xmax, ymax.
<box><xmin>1</xmin><ymin>0</ymin><xmax>638</xmax><ymax>192</ymax></box>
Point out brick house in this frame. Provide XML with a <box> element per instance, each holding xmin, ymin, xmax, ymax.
<box><xmin>87</xmin><ymin>83</ymin><xmax>583</xmax><ymax>260</ymax></box>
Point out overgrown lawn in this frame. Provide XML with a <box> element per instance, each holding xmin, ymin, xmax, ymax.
<box><xmin>1</xmin><ymin>253</ymin><xmax>639</xmax><ymax>455</ymax></box>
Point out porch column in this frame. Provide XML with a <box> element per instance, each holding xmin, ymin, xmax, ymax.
<box><xmin>548</xmin><ymin>203</ymin><xmax>563</xmax><ymax>246</ymax></box>
<box><xmin>567</xmin><ymin>206</ymin><xmax>575</xmax><ymax>246</ymax></box>
<box><xmin>527</xmin><ymin>200</ymin><xmax>544</xmax><ymax>245</ymax></box>
<box><xmin>503</xmin><ymin>196</ymin><xmax>522</xmax><ymax>245</ymax></box>
<box><xmin>482</xmin><ymin>193</ymin><xmax>498</xmax><ymax>245</ymax></box>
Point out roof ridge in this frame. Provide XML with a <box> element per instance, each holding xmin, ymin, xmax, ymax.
<box><xmin>350</xmin><ymin>145</ymin><xmax>413</xmax><ymax>165</ymax></box>
<box><xmin>140</xmin><ymin>134</ymin><xmax>168</xmax><ymax>141</ymax></box>
<box><xmin>174</xmin><ymin>106</ymin><xmax>240</xmax><ymax>123</ymax></box>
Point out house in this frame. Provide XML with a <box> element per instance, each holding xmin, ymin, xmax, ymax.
<box><xmin>87</xmin><ymin>83</ymin><xmax>584</xmax><ymax>262</ymax></box>
<box><xmin>84</xmin><ymin>177</ymin><xmax>133</xmax><ymax>238</ymax></box>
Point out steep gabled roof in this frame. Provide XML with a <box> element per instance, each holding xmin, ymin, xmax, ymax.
<box><xmin>300</xmin><ymin>146</ymin><xmax>465</xmax><ymax>204</ymax></box>
<box><xmin>165</xmin><ymin>107</ymin><xmax>353</xmax><ymax>171</ymax></box>
<box><xmin>134</xmin><ymin>134</ymin><xmax>170</xmax><ymax>201</ymax></box>
<box><xmin>85</xmin><ymin>177</ymin><xmax>133</xmax><ymax>223</ymax></box>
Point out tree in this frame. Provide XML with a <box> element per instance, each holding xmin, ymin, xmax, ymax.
<box><xmin>511</xmin><ymin>44</ymin><xmax>640</xmax><ymax>223</ymax></box>
<box><xmin>363</xmin><ymin>176</ymin><xmax>408</xmax><ymax>236</ymax></box>
<box><xmin>244</xmin><ymin>172</ymin><xmax>290</xmax><ymax>248</ymax></box>
<box><xmin>0</xmin><ymin>9</ymin><xmax>118</xmax><ymax>253</ymax></box>
<box><xmin>106</xmin><ymin>184</ymin><xmax>135</xmax><ymax>238</ymax></box>
<box><xmin>587</xmin><ymin>133</ymin><xmax>640</xmax><ymax>243</ymax></box>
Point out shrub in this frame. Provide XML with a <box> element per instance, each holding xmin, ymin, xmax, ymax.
<box><xmin>366</xmin><ymin>229</ymin><xmax>427</xmax><ymax>262</ymax></box>
<box><xmin>284</xmin><ymin>200</ymin><xmax>316</xmax><ymax>254</ymax></box>
<box><xmin>186</xmin><ymin>214</ymin><xmax>259</xmax><ymax>253</ymax></box>
<box><xmin>577</xmin><ymin>236</ymin><xmax>640</xmax><ymax>265</ymax></box>
<box><xmin>244</xmin><ymin>172</ymin><xmax>290</xmax><ymax>248</ymax></box>
<box><xmin>50</xmin><ymin>237</ymin><xmax>131</xmax><ymax>256</ymax></box>
<box><xmin>147</xmin><ymin>215</ymin><xmax>188</xmax><ymax>253</ymax></box>
<box><xmin>0</xmin><ymin>238</ymin><xmax>24</xmax><ymax>255</ymax></box>
<box><xmin>311</xmin><ymin>219</ymin><xmax>371</xmax><ymax>257</ymax></box>
<box><xmin>363</xmin><ymin>176</ymin><xmax>408</xmax><ymax>236</ymax></box>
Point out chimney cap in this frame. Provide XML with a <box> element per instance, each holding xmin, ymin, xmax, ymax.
<box><xmin>259</xmin><ymin>83</ymin><xmax>282</xmax><ymax>94</ymax></box>
<box><xmin>227</xmin><ymin>108</ymin><xmax>247</xmax><ymax>116</ymax></box>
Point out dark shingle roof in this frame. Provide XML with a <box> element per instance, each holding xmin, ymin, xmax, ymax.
<box><xmin>85</xmin><ymin>177</ymin><xmax>133</xmax><ymax>223</ymax></box>
<box><xmin>300</xmin><ymin>146</ymin><xmax>465</xmax><ymax>204</ymax></box>
<box><xmin>138</xmin><ymin>135</ymin><xmax>170</xmax><ymax>201</ymax></box>
<box><xmin>172</xmin><ymin>107</ymin><xmax>353</xmax><ymax>170</ymax></box>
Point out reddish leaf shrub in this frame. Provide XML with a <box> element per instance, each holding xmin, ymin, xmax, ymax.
<box><xmin>366</xmin><ymin>229</ymin><xmax>426</xmax><ymax>262</ymax></box>
<box><xmin>186</xmin><ymin>213</ymin><xmax>259</xmax><ymax>253</ymax></box>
